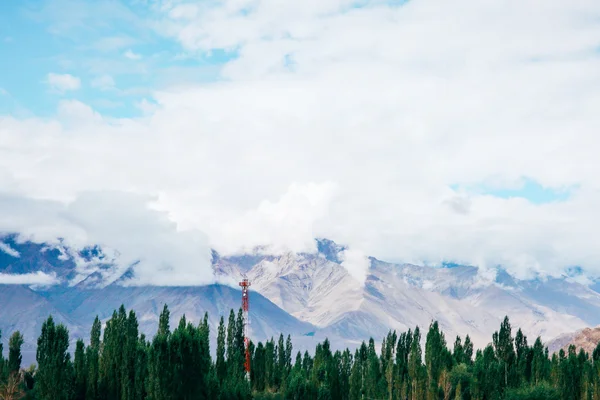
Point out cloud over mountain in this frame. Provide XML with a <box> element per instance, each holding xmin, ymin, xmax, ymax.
<box><xmin>0</xmin><ymin>0</ymin><xmax>599</xmax><ymax>282</ymax></box>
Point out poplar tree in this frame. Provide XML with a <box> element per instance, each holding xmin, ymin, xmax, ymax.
<box><xmin>73</xmin><ymin>339</ymin><xmax>87</xmax><ymax>400</ymax></box>
<box><xmin>253</xmin><ymin>342</ymin><xmax>266</xmax><ymax>391</ymax></box>
<box><xmin>216</xmin><ymin>316</ymin><xmax>227</xmax><ymax>383</ymax></box>
<box><xmin>7</xmin><ymin>331</ymin><xmax>24</xmax><ymax>375</ymax></box>
<box><xmin>453</xmin><ymin>336</ymin><xmax>464</xmax><ymax>365</ymax></box>
<box><xmin>36</xmin><ymin>316</ymin><xmax>73</xmax><ymax>400</ymax></box>
<box><xmin>463</xmin><ymin>335</ymin><xmax>474</xmax><ymax>365</ymax></box>
<box><xmin>425</xmin><ymin>321</ymin><xmax>447</xmax><ymax>397</ymax></box>
<box><xmin>277</xmin><ymin>334</ymin><xmax>286</xmax><ymax>389</ymax></box>
<box><xmin>121</xmin><ymin>310</ymin><xmax>140</xmax><ymax>400</ymax></box>
<box><xmin>148</xmin><ymin>304</ymin><xmax>172</xmax><ymax>400</ymax></box>
<box><xmin>226</xmin><ymin>309</ymin><xmax>237</xmax><ymax>370</ymax></box>
<box><xmin>135</xmin><ymin>334</ymin><xmax>149</xmax><ymax>400</ymax></box>
<box><xmin>408</xmin><ymin>327</ymin><xmax>424</xmax><ymax>400</ymax></box>
<box><xmin>86</xmin><ymin>316</ymin><xmax>101</xmax><ymax>400</ymax></box>
<box><xmin>493</xmin><ymin>316</ymin><xmax>515</xmax><ymax>390</ymax></box>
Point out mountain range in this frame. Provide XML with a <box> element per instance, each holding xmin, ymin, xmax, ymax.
<box><xmin>1</xmin><ymin>234</ymin><xmax>600</xmax><ymax>365</ymax></box>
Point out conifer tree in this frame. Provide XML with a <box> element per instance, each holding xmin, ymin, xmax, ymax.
<box><xmin>7</xmin><ymin>331</ymin><xmax>24</xmax><ymax>375</ymax></box>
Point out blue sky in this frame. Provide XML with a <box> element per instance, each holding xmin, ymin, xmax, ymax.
<box><xmin>450</xmin><ymin>179</ymin><xmax>576</xmax><ymax>205</ymax></box>
<box><xmin>0</xmin><ymin>0</ymin><xmax>235</xmax><ymax>118</ymax></box>
<box><xmin>0</xmin><ymin>0</ymin><xmax>598</xmax><ymax>281</ymax></box>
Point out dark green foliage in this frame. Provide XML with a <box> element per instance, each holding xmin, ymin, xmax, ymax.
<box><xmin>8</xmin><ymin>308</ymin><xmax>600</xmax><ymax>400</ymax></box>
<box><xmin>216</xmin><ymin>316</ymin><xmax>227</xmax><ymax>383</ymax></box>
<box><xmin>36</xmin><ymin>316</ymin><xmax>73</xmax><ymax>400</ymax></box>
<box><xmin>147</xmin><ymin>304</ymin><xmax>172</xmax><ymax>400</ymax></box>
<box><xmin>86</xmin><ymin>316</ymin><xmax>101</xmax><ymax>400</ymax></box>
<box><xmin>8</xmin><ymin>330</ymin><xmax>24</xmax><ymax>374</ymax></box>
<box><xmin>74</xmin><ymin>339</ymin><xmax>87</xmax><ymax>400</ymax></box>
<box><xmin>493</xmin><ymin>316</ymin><xmax>516</xmax><ymax>390</ymax></box>
<box><xmin>504</xmin><ymin>382</ymin><xmax>560</xmax><ymax>400</ymax></box>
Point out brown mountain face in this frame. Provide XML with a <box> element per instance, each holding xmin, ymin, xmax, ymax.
<box><xmin>547</xmin><ymin>327</ymin><xmax>600</xmax><ymax>355</ymax></box>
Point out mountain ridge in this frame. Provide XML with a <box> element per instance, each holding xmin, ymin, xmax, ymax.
<box><xmin>3</xmin><ymin>234</ymin><xmax>600</xmax><ymax>360</ymax></box>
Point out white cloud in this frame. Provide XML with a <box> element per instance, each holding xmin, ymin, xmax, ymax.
<box><xmin>0</xmin><ymin>272</ymin><xmax>59</xmax><ymax>285</ymax></box>
<box><xmin>340</xmin><ymin>248</ymin><xmax>370</xmax><ymax>286</ymax></box>
<box><xmin>0</xmin><ymin>87</ymin><xmax>8</xmax><ymax>96</ymax></box>
<box><xmin>91</xmin><ymin>74</ymin><xmax>116</xmax><ymax>91</ymax></box>
<box><xmin>1</xmin><ymin>0</ymin><xmax>600</xmax><ymax>283</ymax></box>
<box><xmin>46</xmin><ymin>73</ymin><xmax>81</xmax><ymax>93</ymax></box>
<box><xmin>124</xmin><ymin>49</ymin><xmax>142</xmax><ymax>60</ymax></box>
<box><xmin>0</xmin><ymin>241</ymin><xmax>20</xmax><ymax>257</ymax></box>
<box><xmin>0</xmin><ymin>191</ymin><xmax>213</xmax><ymax>286</ymax></box>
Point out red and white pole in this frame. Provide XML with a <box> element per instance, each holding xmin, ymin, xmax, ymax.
<box><xmin>239</xmin><ymin>277</ymin><xmax>251</xmax><ymax>380</ymax></box>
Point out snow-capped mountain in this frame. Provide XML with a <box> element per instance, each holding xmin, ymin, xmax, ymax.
<box><xmin>3</xmin><ymin>234</ymin><xmax>600</xmax><ymax>361</ymax></box>
<box><xmin>214</xmin><ymin>239</ymin><xmax>600</xmax><ymax>348</ymax></box>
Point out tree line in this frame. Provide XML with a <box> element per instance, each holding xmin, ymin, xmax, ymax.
<box><xmin>1</xmin><ymin>306</ymin><xmax>599</xmax><ymax>399</ymax></box>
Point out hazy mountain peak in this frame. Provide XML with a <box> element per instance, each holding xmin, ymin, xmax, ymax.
<box><xmin>315</xmin><ymin>238</ymin><xmax>347</xmax><ymax>264</ymax></box>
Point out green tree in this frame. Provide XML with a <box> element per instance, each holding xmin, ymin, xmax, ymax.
<box><xmin>86</xmin><ymin>316</ymin><xmax>101</xmax><ymax>400</ymax></box>
<box><xmin>226</xmin><ymin>309</ymin><xmax>237</xmax><ymax>371</ymax></box>
<box><xmin>409</xmin><ymin>327</ymin><xmax>424</xmax><ymax>400</ymax></box>
<box><xmin>147</xmin><ymin>304</ymin><xmax>172</xmax><ymax>400</ymax></box>
<box><xmin>505</xmin><ymin>382</ymin><xmax>560</xmax><ymax>400</ymax></box>
<box><xmin>7</xmin><ymin>331</ymin><xmax>24</xmax><ymax>375</ymax></box>
<box><xmin>135</xmin><ymin>334</ymin><xmax>149</xmax><ymax>400</ymax></box>
<box><xmin>216</xmin><ymin>316</ymin><xmax>227</xmax><ymax>383</ymax></box>
<box><xmin>36</xmin><ymin>316</ymin><xmax>73</xmax><ymax>400</ymax></box>
<box><xmin>253</xmin><ymin>342</ymin><xmax>266</xmax><ymax>391</ymax></box>
<box><xmin>121</xmin><ymin>310</ymin><xmax>140</xmax><ymax>400</ymax></box>
<box><xmin>73</xmin><ymin>339</ymin><xmax>87</xmax><ymax>400</ymax></box>
<box><xmin>277</xmin><ymin>334</ymin><xmax>286</xmax><ymax>389</ymax></box>
<box><xmin>99</xmin><ymin>306</ymin><xmax>127</xmax><ymax>400</ymax></box>
<box><xmin>463</xmin><ymin>335</ymin><xmax>474</xmax><ymax>365</ymax></box>
<box><xmin>453</xmin><ymin>336</ymin><xmax>464</xmax><ymax>365</ymax></box>
<box><xmin>425</xmin><ymin>321</ymin><xmax>447</xmax><ymax>397</ymax></box>
<box><xmin>493</xmin><ymin>316</ymin><xmax>515</xmax><ymax>390</ymax></box>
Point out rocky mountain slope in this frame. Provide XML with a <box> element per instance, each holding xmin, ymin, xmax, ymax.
<box><xmin>214</xmin><ymin>239</ymin><xmax>600</xmax><ymax>348</ymax></box>
<box><xmin>547</xmin><ymin>326</ymin><xmax>600</xmax><ymax>355</ymax></box>
<box><xmin>3</xmin><ymin>235</ymin><xmax>600</xmax><ymax>360</ymax></box>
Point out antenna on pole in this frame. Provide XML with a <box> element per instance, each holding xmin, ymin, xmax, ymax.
<box><xmin>239</xmin><ymin>275</ymin><xmax>251</xmax><ymax>380</ymax></box>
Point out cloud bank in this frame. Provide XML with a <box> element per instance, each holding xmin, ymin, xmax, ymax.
<box><xmin>1</xmin><ymin>0</ymin><xmax>600</xmax><ymax>284</ymax></box>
